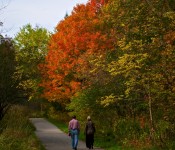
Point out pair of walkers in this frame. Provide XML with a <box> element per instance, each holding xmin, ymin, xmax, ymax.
<box><xmin>68</xmin><ymin>115</ymin><xmax>95</xmax><ymax>150</ymax></box>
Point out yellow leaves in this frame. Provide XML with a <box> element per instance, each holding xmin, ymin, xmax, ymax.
<box><xmin>118</xmin><ymin>41</ymin><xmax>132</xmax><ymax>51</ymax></box>
<box><xmin>107</xmin><ymin>53</ymin><xmax>148</xmax><ymax>77</ymax></box>
<box><xmin>89</xmin><ymin>55</ymin><xmax>105</xmax><ymax>69</ymax></box>
<box><xmin>124</xmin><ymin>77</ymin><xmax>138</xmax><ymax>97</ymax></box>
<box><xmin>117</xmin><ymin>39</ymin><xmax>144</xmax><ymax>52</ymax></box>
<box><xmin>163</xmin><ymin>11</ymin><xmax>175</xmax><ymax>21</ymax></box>
<box><xmin>100</xmin><ymin>94</ymin><xmax>116</xmax><ymax>107</ymax></box>
<box><xmin>121</xmin><ymin>23</ymin><xmax>125</xmax><ymax>27</ymax></box>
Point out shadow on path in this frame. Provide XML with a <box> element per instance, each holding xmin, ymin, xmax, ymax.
<box><xmin>30</xmin><ymin>118</ymin><xmax>103</xmax><ymax>150</ymax></box>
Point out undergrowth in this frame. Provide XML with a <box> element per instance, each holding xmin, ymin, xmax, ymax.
<box><xmin>0</xmin><ymin>105</ymin><xmax>45</xmax><ymax>150</ymax></box>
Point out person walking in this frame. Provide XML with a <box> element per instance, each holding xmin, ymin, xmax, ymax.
<box><xmin>68</xmin><ymin>115</ymin><xmax>80</xmax><ymax>150</ymax></box>
<box><xmin>85</xmin><ymin>116</ymin><xmax>96</xmax><ymax>149</ymax></box>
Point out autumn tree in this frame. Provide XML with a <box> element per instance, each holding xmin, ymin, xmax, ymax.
<box><xmin>39</xmin><ymin>0</ymin><xmax>175</xmax><ymax>148</ymax></box>
<box><xmin>39</xmin><ymin>0</ymin><xmax>114</xmax><ymax>105</ymax></box>
<box><xmin>70</xmin><ymin>0</ymin><xmax>175</xmax><ymax>148</ymax></box>
<box><xmin>96</xmin><ymin>0</ymin><xmax>175</xmax><ymax>147</ymax></box>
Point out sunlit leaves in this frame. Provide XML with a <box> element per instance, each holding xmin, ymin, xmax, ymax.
<box><xmin>107</xmin><ymin>54</ymin><xmax>148</xmax><ymax>77</ymax></box>
<box><xmin>14</xmin><ymin>24</ymin><xmax>50</xmax><ymax>100</ymax></box>
<box><xmin>100</xmin><ymin>94</ymin><xmax>116</xmax><ymax>107</ymax></box>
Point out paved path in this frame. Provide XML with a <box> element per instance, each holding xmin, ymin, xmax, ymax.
<box><xmin>30</xmin><ymin>118</ymin><xmax>103</xmax><ymax>150</ymax></box>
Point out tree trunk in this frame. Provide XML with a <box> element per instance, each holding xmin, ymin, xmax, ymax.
<box><xmin>148</xmin><ymin>81</ymin><xmax>155</xmax><ymax>142</ymax></box>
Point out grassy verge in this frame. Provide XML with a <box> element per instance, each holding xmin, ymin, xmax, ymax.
<box><xmin>0</xmin><ymin>105</ymin><xmax>45</xmax><ymax>150</ymax></box>
<box><xmin>47</xmin><ymin>117</ymin><xmax>128</xmax><ymax>150</ymax></box>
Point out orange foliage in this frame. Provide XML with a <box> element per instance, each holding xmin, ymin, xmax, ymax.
<box><xmin>164</xmin><ymin>31</ymin><xmax>175</xmax><ymax>44</ymax></box>
<box><xmin>39</xmin><ymin>0</ymin><xmax>114</xmax><ymax>103</ymax></box>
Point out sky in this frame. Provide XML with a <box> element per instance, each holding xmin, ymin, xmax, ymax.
<box><xmin>0</xmin><ymin>0</ymin><xmax>88</xmax><ymax>37</ymax></box>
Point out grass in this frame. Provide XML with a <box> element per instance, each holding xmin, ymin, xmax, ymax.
<box><xmin>47</xmin><ymin>117</ymin><xmax>125</xmax><ymax>150</ymax></box>
<box><xmin>47</xmin><ymin>117</ymin><xmax>157</xmax><ymax>150</ymax></box>
<box><xmin>0</xmin><ymin>105</ymin><xmax>45</xmax><ymax>150</ymax></box>
<box><xmin>47</xmin><ymin>117</ymin><xmax>68</xmax><ymax>133</ymax></box>
<box><xmin>46</xmin><ymin>117</ymin><xmax>165</xmax><ymax>150</ymax></box>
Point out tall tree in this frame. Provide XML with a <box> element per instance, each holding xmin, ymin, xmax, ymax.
<box><xmin>99</xmin><ymin>0</ymin><xmax>175</xmax><ymax>145</ymax></box>
<box><xmin>39</xmin><ymin>0</ymin><xmax>114</xmax><ymax>105</ymax></box>
<box><xmin>14</xmin><ymin>24</ymin><xmax>50</xmax><ymax>100</ymax></box>
<box><xmin>0</xmin><ymin>39</ymin><xmax>20</xmax><ymax>120</ymax></box>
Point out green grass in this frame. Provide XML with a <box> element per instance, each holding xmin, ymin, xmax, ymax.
<box><xmin>0</xmin><ymin>105</ymin><xmax>45</xmax><ymax>150</ymax></box>
<box><xmin>44</xmin><ymin>116</ymin><xmax>165</xmax><ymax>150</ymax></box>
<box><xmin>47</xmin><ymin>117</ymin><xmax>158</xmax><ymax>150</ymax></box>
<box><xmin>47</xmin><ymin>117</ymin><xmax>125</xmax><ymax>150</ymax></box>
<box><xmin>47</xmin><ymin>117</ymin><xmax>68</xmax><ymax>133</ymax></box>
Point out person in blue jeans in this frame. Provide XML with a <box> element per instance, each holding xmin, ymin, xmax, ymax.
<box><xmin>68</xmin><ymin>115</ymin><xmax>80</xmax><ymax>150</ymax></box>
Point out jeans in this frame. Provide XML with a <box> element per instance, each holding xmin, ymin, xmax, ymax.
<box><xmin>71</xmin><ymin>129</ymin><xmax>79</xmax><ymax>149</ymax></box>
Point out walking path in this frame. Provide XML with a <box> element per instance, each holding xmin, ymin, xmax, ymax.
<box><xmin>30</xmin><ymin>118</ymin><xmax>103</xmax><ymax>150</ymax></box>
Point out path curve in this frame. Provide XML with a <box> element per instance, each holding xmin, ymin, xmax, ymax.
<box><xmin>30</xmin><ymin>118</ymin><xmax>103</xmax><ymax>150</ymax></box>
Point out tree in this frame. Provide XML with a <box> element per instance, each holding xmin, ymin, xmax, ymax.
<box><xmin>0</xmin><ymin>39</ymin><xmax>20</xmax><ymax>120</ymax></box>
<box><xmin>98</xmin><ymin>0</ymin><xmax>175</xmax><ymax>146</ymax></box>
<box><xmin>14</xmin><ymin>24</ymin><xmax>50</xmax><ymax>100</ymax></box>
<box><xmin>39</xmin><ymin>0</ymin><xmax>114</xmax><ymax>105</ymax></box>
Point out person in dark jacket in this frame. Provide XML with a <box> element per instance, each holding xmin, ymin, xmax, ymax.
<box><xmin>85</xmin><ymin>116</ymin><xmax>96</xmax><ymax>149</ymax></box>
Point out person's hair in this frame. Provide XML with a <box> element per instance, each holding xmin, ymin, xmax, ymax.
<box><xmin>87</xmin><ymin>116</ymin><xmax>91</xmax><ymax>121</ymax></box>
<box><xmin>72</xmin><ymin>115</ymin><xmax>76</xmax><ymax>119</ymax></box>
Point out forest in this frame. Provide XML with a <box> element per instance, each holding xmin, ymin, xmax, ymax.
<box><xmin>0</xmin><ymin>0</ymin><xmax>175</xmax><ymax>149</ymax></box>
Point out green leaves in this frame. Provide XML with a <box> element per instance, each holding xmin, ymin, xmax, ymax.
<box><xmin>14</xmin><ymin>24</ymin><xmax>50</xmax><ymax>100</ymax></box>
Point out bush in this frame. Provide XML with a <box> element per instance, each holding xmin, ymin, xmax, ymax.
<box><xmin>0</xmin><ymin>105</ymin><xmax>45</xmax><ymax>150</ymax></box>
